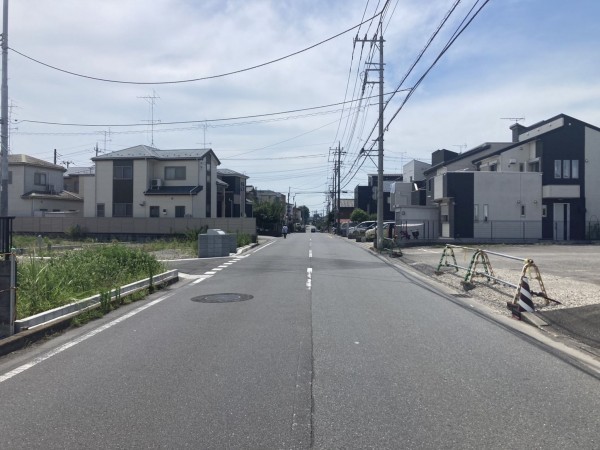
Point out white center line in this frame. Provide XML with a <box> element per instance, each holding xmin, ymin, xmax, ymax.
<box><xmin>309</xmin><ymin>250</ymin><xmax>312</xmax><ymax>258</ymax></box>
<box><xmin>306</xmin><ymin>268</ymin><xmax>312</xmax><ymax>290</ymax></box>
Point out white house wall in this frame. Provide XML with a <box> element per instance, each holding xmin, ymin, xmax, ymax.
<box><xmin>95</xmin><ymin>160</ymin><xmax>114</xmax><ymax>216</ymax></box>
<box><xmin>8</xmin><ymin>167</ymin><xmax>29</xmax><ymax>216</ymax></box>
<box><xmin>403</xmin><ymin>160</ymin><xmax>430</xmax><ymax>182</ymax></box>
<box><xmin>81</xmin><ymin>175</ymin><xmax>97</xmax><ymax>217</ymax></box>
<box><xmin>585</xmin><ymin>126</ymin><xmax>600</xmax><ymax>222</ymax></box>
<box><xmin>23</xmin><ymin>165</ymin><xmax>64</xmax><ymax>194</ymax></box>
<box><xmin>390</xmin><ymin>182</ymin><xmax>412</xmax><ymax>208</ymax></box>
<box><xmin>473</xmin><ymin>172</ymin><xmax>542</xmax><ymax>239</ymax></box>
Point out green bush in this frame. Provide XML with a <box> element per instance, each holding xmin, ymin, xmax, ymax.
<box><xmin>237</xmin><ymin>233</ymin><xmax>252</xmax><ymax>247</ymax></box>
<box><xmin>17</xmin><ymin>244</ymin><xmax>165</xmax><ymax>319</ymax></box>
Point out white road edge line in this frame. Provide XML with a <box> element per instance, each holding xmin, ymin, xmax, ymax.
<box><xmin>252</xmin><ymin>240</ymin><xmax>276</xmax><ymax>253</ymax></box>
<box><xmin>0</xmin><ymin>291</ymin><xmax>178</xmax><ymax>384</ymax></box>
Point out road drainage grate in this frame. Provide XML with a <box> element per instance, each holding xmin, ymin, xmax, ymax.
<box><xmin>191</xmin><ymin>293</ymin><xmax>253</xmax><ymax>303</ymax></box>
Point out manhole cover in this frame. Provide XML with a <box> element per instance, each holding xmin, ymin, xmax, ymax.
<box><xmin>191</xmin><ymin>293</ymin><xmax>253</xmax><ymax>303</ymax></box>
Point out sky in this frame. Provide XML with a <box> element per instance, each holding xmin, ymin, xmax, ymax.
<box><xmin>5</xmin><ymin>0</ymin><xmax>600</xmax><ymax>213</ymax></box>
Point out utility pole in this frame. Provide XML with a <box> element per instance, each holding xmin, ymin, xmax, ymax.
<box><xmin>330</xmin><ymin>142</ymin><xmax>345</xmax><ymax>234</ymax></box>
<box><xmin>355</xmin><ymin>32</ymin><xmax>385</xmax><ymax>249</ymax></box>
<box><xmin>0</xmin><ymin>0</ymin><xmax>8</xmax><ymax>217</ymax></box>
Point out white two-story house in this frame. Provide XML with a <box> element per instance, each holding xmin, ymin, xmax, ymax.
<box><xmin>8</xmin><ymin>154</ymin><xmax>83</xmax><ymax>216</ymax></box>
<box><xmin>88</xmin><ymin>145</ymin><xmax>220</xmax><ymax>218</ymax></box>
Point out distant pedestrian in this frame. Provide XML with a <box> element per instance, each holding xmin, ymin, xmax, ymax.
<box><xmin>282</xmin><ymin>225</ymin><xmax>288</xmax><ymax>239</ymax></box>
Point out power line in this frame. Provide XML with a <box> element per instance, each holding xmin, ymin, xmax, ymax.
<box><xmin>7</xmin><ymin>10</ymin><xmax>384</xmax><ymax>85</ymax></box>
<box><xmin>342</xmin><ymin>0</ymin><xmax>491</xmax><ymax>188</ymax></box>
<box><xmin>14</xmin><ymin>95</ymin><xmax>388</xmax><ymax>128</ymax></box>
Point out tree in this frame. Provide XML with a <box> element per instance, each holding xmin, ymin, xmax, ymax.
<box><xmin>350</xmin><ymin>208</ymin><xmax>369</xmax><ymax>223</ymax></box>
<box><xmin>298</xmin><ymin>205</ymin><xmax>310</xmax><ymax>224</ymax></box>
<box><xmin>254</xmin><ymin>200</ymin><xmax>285</xmax><ymax>232</ymax></box>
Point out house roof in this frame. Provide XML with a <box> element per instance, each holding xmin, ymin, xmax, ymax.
<box><xmin>9</xmin><ymin>154</ymin><xmax>66</xmax><ymax>172</ymax></box>
<box><xmin>65</xmin><ymin>166</ymin><xmax>95</xmax><ymax>176</ymax></box>
<box><xmin>218</xmin><ymin>168</ymin><xmax>249</xmax><ymax>178</ymax></box>
<box><xmin>93</xmin><ymin>145</ymin><xmax>221</xmax><ymax>165</ymax></box>
<box><xmin>471</xmin><ymin>114</ymin><xmax>600</xmax><ymax>163</ymax></box>
<box><xmin>21</xmin><ymin>190</ymin><xmax>83</xmax><ymax>201</ymax></box>
<box><xmin>423</xmin><ymin>142</ymin><xmax>512</xmax><ymax>175</ymax></box>
<box><xmin>143</xmin><ymin>185</ymin><xmax>203</xmax><ymax>196</ymax></box>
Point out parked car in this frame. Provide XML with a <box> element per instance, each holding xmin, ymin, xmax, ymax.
<box><xmin>365</xmin><ymin>221</ymin><xmax>396</xmax><ymax>241</ymax></box>
<box><xmin>340</xmin><ymin>222</ymin><xmax>356</xmax><ymax>237</ymax></box>
<box><xmin>348</xmin><ymin>220</ymin><xmax>377</xmax><ymax>238</ymax></box>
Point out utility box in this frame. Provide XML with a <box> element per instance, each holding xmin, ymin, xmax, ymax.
<box><xmin>198</xmin><ymin>229</ymin><xmax>237</xmax><ymax>258</ymax></box>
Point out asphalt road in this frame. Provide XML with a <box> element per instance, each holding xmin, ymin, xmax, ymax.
<box><xmin>0</xmin><ymin>233</ymin><xmax>599</xmax><ymax>448</ymax></box>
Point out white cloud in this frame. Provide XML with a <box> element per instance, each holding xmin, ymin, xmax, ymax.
<box><xmin>5</xmin><ymin>0</ymin><xmax>600</xmax><ymax>211</ymax></box>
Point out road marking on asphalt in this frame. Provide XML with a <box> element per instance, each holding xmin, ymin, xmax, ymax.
<box><xmin>0</xmin><ymin>291</ymin><xmax>178</xmax><ymax>384</ymax></box>
<box><xmin>204</xmin><ymin>271</ymin><xmax>217</xmax><ymax>275</ymax></box>
<box><xmin>306</xmin><ymin>268</ymin><xmax>312</xmax><ymax>290</ymax></box>
<box><xmin>192</xmin><ymin>278</ymin><xmax>206</xmax><ymax>285</ymax></box>
<box><xmin>309</xmin><ymin>250</ymin><xmax>312</xmax><ymax>258</ymax></box>
<box><xmin>252</xmin><ymin>241</ymin><xmax>275</xmax><ymax>253</ymax></box>
<box><xmin>213</xmin><ymin>268</ymin><xmax>223</xmax><ymax>271</ymax></box>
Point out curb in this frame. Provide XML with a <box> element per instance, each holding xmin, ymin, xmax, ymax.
<box><xmin>0</xmin><ymin>275</ymin><xmax>179</xmax><ymax>359</ymax></box>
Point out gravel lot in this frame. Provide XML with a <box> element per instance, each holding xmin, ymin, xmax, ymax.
<box><xmin>396</xmin><ymin>244</ymin><xmax>600</xmax><ymax>317</ymax></box>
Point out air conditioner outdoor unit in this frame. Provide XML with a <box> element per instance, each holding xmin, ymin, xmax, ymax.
<box><xmin>508</xmin><ymin>158</ymin><xmax>517</xmax><ymax>165</ymax></box>
<box><xmin>151</xmin><ymin>178</ymin><xmax>162</xmax><ymax>189</ymax></box>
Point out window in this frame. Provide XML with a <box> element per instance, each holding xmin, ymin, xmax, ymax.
<box><xmin>428</xmin><ymin>178</ymin><xmax>433</xmax><ymax>191</ymax></box>
<box><xmin>114</xmin><ymin>165</ymin><xmax>132</xmax><ymax>179</ymax></box>
<box><xmin>554</xmin><ymin>160</ymin><xmax>562</xmax><ymax>178</ymax></box>
<box><xmin>520</xmin><ymin>205</ymin><xmax>526</xmax><ymax>217</ymax></box>
<box><xmin>165</xmin><ymin>166</ymin><xmax>186</xmax><ymax>180</ymax></box>
<box><xmin>571</xmin><ymin>160</ymin><xmax>579</xmax><ymax>179</ymax></box>
<box><xmin>149</xmin><ymin>206</ymin><xmax>159</xmax><ymax>217</ymax></box>
<box><xmin>483</xmin><ymin>204</ymin><xmax>489</xmax><ymax>222</ymax></box>
<box><xmin>474</xmin><ymin>204</ymin><xmax>479</xmax><ymax>222</ymax></box>
<box><xmin>562</xmin><ymin>160</ymin><xmax>570</xmax><ymax>178</ymax></box>
<box><xmin>34</xmin><ymin>172</ymin><xmax>47</xmax><ymax>186</ymax></box>
<box><xmin>96</xmin><ymin>203</ymin><xmax>105</xmax><ymax>217</ymax></box>
<box><xmin>489</xmin><ymin>164</ymin><xmax>497</xmax><ymax>172</ymax></box>
<box><xmin>113</xmin><ymin>203</ymin><xmax>133</xmax><ymax>217</ymax></box>
<box><xmin>529</xmin><ymin>161</ymin><xmax>540</xmax><ymax>172</ymax></box>
<box><xmin>519</xmin><ymin>163</ymin><xmax>525</xmax><ymax>172</ymax></box>
<box><xmin>175</xmin><ymin>206</ymin><xmax>185</xmax><ymax>217</ymax></box>
<box><xmin>542</xmin><ymin>205</ymin><xmax>547</xmax><ymax>218</ymax></box>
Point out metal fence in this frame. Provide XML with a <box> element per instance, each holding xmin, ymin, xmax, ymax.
<box><xmin>396</xmin><ymin>220</ymin><xmax>439</xmax><ymax>241</ymax></box>
<box><xmin>397</xmin><ymin>220</ymin><xmax>600</xmax><ymax>242</ymax></box>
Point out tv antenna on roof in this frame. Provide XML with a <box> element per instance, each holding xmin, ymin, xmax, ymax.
<box><xmin>453</xmin><ymin>144</ymin><xmax>467</xmax><ymax>153</ymax></box>
<box><xmin>501</xmin><ymin>117</ymin><xmax>525</xmax><ymax>123</ymax></box>
<box><xmin>139</xmin><ymin>90</ymin><xmax>160</xmax><ymax>146</ymax></box>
